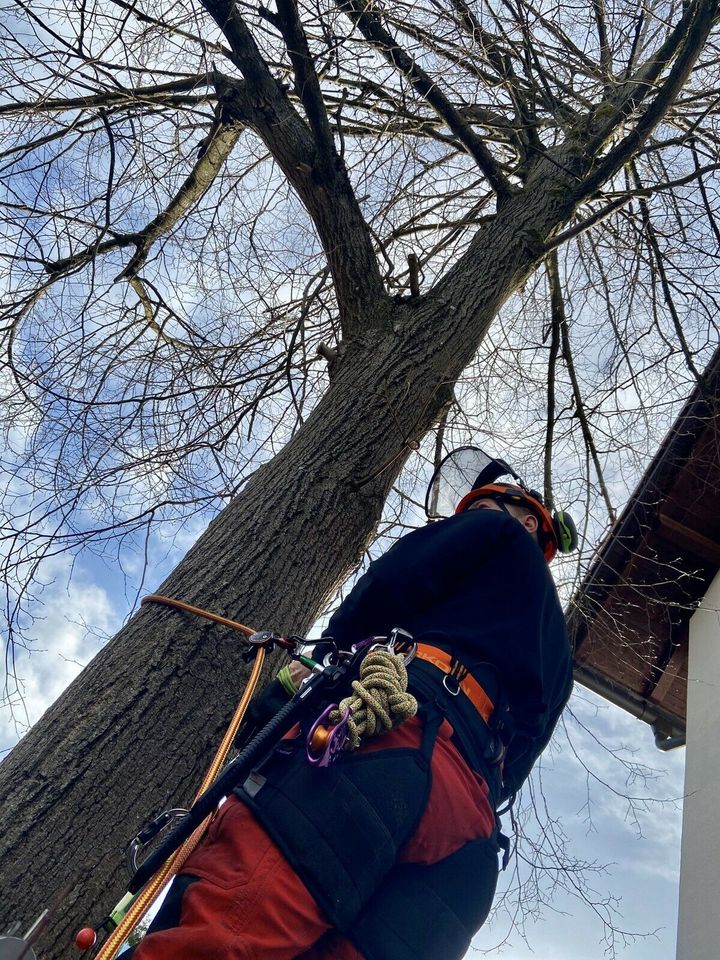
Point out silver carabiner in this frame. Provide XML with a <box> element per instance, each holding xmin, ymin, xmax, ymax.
<box><xmin>387</xmin><ymin>627</ymin><xmax>417</xmax><ymax>665</ymax></box>
<box><xmin>127</xmin><ymin>808</ymin><xmax>189</xmax><ymax>875</ymax></box>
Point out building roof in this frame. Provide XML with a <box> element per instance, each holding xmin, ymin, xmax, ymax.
<box><xmin>568</xmin><ymin>345</ymin><xmax>720</xmax><ymax>749</ymax></box>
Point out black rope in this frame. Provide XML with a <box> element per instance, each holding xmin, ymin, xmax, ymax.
<box><xmin>129</xmin><ymin>658</ymin><xmax>362</xmax><ymax>893</ymax></box>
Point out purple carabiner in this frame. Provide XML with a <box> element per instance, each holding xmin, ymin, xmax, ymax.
<box><xmin>306</xmin><ymin>705</ymin><xmax>351</xmax><ymax>767</ymax></box>
<box><xmin>351</xmin><ymin>635</ymin><xmax>383</xmax><ymax>653</ymax></box>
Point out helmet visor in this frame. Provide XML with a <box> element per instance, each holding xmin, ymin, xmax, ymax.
<box><xmin>425</xmin><ymin>446</ymin><xmax>519</xmax><ymax>518</ymax></box>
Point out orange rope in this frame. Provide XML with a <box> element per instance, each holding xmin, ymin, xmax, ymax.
<box><xmin>141</xmin><ymin>594</ymin><xmax>256</xmax><ymax>636</ymax></box>
<box><xmin>94</xmin><ymin>597</ymin><xmax>265</xmax><ymax>960</ymax></box>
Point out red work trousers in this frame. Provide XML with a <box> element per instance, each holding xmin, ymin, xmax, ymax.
<box><xmin>131</xmin><ymin>717</ymin><xmax>495</xmax><ymax>960</ymax></box>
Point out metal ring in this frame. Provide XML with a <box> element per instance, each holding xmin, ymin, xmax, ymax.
<box><xmin>442</xmin><ymin>674</ymin><xmax>461</xmax><ymax>696</ymax></box>
<box><xmin>401</xmin><ymin>642</ymin><xmax>417</xmax><ymax>666</ymax></box>
<box><xmin>247</xmin><ymin>630</ymin><xmax>277</xmax><ymax>647</ymax></box>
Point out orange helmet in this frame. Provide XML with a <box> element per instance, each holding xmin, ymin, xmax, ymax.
<box><xmin>425</xmin><ymin>447</ymin><xmax>577</xmax><ymax>562</ymax></box>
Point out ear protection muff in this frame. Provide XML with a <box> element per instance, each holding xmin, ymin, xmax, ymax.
<box><xmin>553</xmin><ymin>510</ymin><xmax>578</xmax><ymax>554</ymax></box>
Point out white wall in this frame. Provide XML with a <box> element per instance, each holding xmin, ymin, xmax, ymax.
<box><xmin>676</xmin><ymin>569</ymin><xmax>720</xmax><ymax>960</ymax></box>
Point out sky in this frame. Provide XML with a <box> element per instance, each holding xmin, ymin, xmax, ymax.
<box><xmin>473</xmin><ymin>695</ymin><xmax>685</xmax><ymax>960</ymax></box>
<box><xmin>0</xmin><ymin>0</ymin><xmax>714</xmax><ymax>954</ymax></box>
<box><xmin>0</xmin><ymin>515</ymin><xmax>687</xmax><ymax>960</ymax></box>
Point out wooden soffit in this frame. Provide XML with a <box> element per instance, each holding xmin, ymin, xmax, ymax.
<box><xmin>568</xmin><ymin>347</ymin><xmax>720</xmax><ymax>745</ymax></box>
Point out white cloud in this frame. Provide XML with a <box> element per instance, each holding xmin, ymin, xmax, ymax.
<box><xmin>1</xmin><ymin>556</ymin><xmax>120</xmax><ymax>751</ymax></box>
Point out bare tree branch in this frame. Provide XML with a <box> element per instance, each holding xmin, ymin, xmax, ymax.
<box><xmin>200</xmin><ymin>0</ymin><xmax>388</xmax><ymax>331</ymax></box>
<box><xmin>630</xmin><ymin>161</ymin><xmax>704</xmax><ymax>383</ymax></box>
<box><xmin>274</xmin><ymin>0</ymin><xmax>339</xmax><ymax>168</ymax></box>
<box><xmin>46</xmin><ymin>116</ymin><xmax>243</xmax><ymax>277</ymax></box>
<box><xmin>0</xmin><ymin>75</ymin><xmax>223</xmax><ymax>116</ymax></box>
<box><xmin>547</xmin><ymin>250</ymin><xmax>617</xmax><ymax>522</ymax></box>
<box><xmin>579</xmin><ymin>0</ymin><xmax>720</xmax><ymax>198</ymax></box>
<box><xmin>336</xmin><ymin>0</ymin><xmax>514</xmax><ymax>201</ymax></box>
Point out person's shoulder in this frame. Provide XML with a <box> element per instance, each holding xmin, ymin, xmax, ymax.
<box><xmin>430</xmin><ymin>507</ymin><xmax>516</xmax><ymax>537</ymax></box>
<box><xmin>378</xmin><ymin>509</ymin><xmax>512</xmax><ymax>566</ymax></box>
<box><xmin>477</xmin><ymin>511</ymin><xmax>555</xmax><ymax>580</ymax></box>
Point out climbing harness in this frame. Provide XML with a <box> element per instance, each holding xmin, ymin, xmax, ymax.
<box><xmin>75</xmin><ymin>595</ymin><xmax>417</xmax><ymax>959</ymax></box>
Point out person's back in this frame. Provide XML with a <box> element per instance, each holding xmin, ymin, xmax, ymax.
<box><xmin>324</xmin><ymin>505</ymin><xmax>571</xmax><ymax>798</ymax></box>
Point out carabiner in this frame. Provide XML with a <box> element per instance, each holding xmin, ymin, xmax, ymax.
<box><xmin>442</xmin><ymin>674</ymin><xmax>461</xmax><ymax>697</ymax></box>
<box><xmin>127</xmin><ymin>808</ymin><xmax>189</xmax><ymax>875</ymax></box>
<box><xmin>387</xmin><ymin>627</ymin><xmax>417</xmax><ymax>665</ymax></box>
<box><xmin>351</xmin><ymin>635</ymin><xmax>385</xmax><ymax>654</ymax></box>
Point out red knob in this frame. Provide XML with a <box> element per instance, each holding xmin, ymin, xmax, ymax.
<box><xmin>75</xmin><ymin>927</ymin><xmax>97</xmax><ymax>950</ymax></box>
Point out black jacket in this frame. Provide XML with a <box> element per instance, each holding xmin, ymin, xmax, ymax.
<box><xmin>323</xmin><ymin>508</ymin><xmax>572</xmax><ymax>797</ymax></box>
<box><xmin>238</xmin><ymin>509</ymin><xmax>572</xmax><ymax>958</ymax></box>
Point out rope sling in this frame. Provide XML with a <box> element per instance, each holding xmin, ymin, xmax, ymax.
<box><xmin>329</xmin><ymin>648</ymin><xmax>417</xmax><ymax>750</ymax></box>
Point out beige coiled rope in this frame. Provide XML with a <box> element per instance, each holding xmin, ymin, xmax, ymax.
<box><xmin>329</xmin><ymin>648</ymin><xmax>418</xmax><ymax>750</ymax></box>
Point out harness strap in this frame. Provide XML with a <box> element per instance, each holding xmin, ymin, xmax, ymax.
<box><xmin>414</xmin><ymin>644</ymin><xmax>494</xmax><ymax>724</ymax></box>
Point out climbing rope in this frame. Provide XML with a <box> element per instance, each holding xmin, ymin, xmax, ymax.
<box><xmin>90</xmin><ymin>595</ymin><xmax>264</xmax><ymax>960</ymax></box>
<box><xmin>329</xmin><ymin>648</ymin><xmax>417</xmax><ymax>751</ymax></box>
<box><xmin>140</xmin><ymin>594</ymin><xmax>256</xmax><ymax>636</ymax></box>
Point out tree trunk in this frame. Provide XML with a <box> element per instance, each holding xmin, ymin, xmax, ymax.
<box><xmin>0</xmin><ymin>153</ymin><xmax>578</xmax><ymax>957</ymax></box>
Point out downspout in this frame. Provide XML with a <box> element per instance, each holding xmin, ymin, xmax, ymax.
<box><xmin>573</xmin><ymin>663</ymin><xmax>685</xmax><ymax>750</ymax></box>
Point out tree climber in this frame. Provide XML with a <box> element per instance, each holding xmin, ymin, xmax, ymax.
<box><xmin>127</xmin><ymin>447</ymin><xmax>578</xmax><ymax>960</ymax></box>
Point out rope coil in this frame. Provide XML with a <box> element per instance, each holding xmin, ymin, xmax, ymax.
<box><xmin>329</xmin><ymin>648</ymin><xmax>417</xmax><ymax>751</ymax></box>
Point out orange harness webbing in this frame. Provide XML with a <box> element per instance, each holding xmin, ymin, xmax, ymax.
<box><xmin>414</xmin><ymin>643</ymin><xmax>494</xmax><ymax>725</ymax></box>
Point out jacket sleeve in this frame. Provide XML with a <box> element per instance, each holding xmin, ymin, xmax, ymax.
<box><xmin>500</xmin><ymin>647</ymin><xmax>573</xmax><ymax>798</ymax></box>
